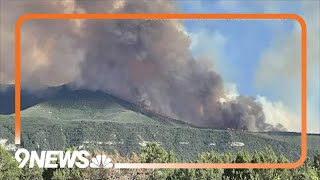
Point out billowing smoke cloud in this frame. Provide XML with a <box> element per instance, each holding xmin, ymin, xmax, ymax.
<box><xmin>256</xmin><ymin>96</ymin><xmax>300</xmax><ymax>132</ymax></box>
<box><xmin>0</xmin><ymin>0</ymin><xmax>285</xmax><ymax>131</ymax></box>
<box><xmin>0</xmin><ymin>0</ymin><xmax>86</xmax><ymax>89</ymax></box>
<box><xmin>255</xmin><ymin>1</ymin><xmax>319</xmax><ymax>132</ymax></box>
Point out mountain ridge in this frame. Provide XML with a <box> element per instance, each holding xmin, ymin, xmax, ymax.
<box><xmin>0</xmin><ymin>84</ymin><xmax>319</xmax><ymax>161</ymax></box>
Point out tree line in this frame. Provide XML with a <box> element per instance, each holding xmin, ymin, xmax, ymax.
<box><xmin>1</xmin><ymin>143</ymin><xmax>319</xmax><ymax>180</ymax></box>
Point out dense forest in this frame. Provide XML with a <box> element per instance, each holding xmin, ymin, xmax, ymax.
<box><xmin>1</xmin><ymin>87</ymin><xmax>319</xmax><ymax>162</ymax></box>
<box><xmin>1</xmin><ymin>143</ymin><xmax>319</xmax><ymax>180</ymax></box>
<box><xmin>1</xmin><ymin>86</ymin><xmax>320</xmax><ymax>179</ymax></box>
<box><xmin>2</xmin><ymin>117</ymin><xmax>320</xmax><ymax>162</ymax></box>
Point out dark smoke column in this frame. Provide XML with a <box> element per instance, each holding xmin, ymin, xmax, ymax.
<box><xmin>72</xmin><ymin>0</ymin><xmax>285</xmax><ymax>132</ymax></box>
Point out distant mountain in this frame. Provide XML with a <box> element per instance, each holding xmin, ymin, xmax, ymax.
<box><xmin>0</xmin><ymin>84</ymin><xmax>66</xmax><ymax>114</ymax></box>
<box><xmin>0</xmin><ymin>84</ymin><xmax>192</xmax><ymax>127</ymax></box>
<box><xmin>0</xmin><ymin>84</ymin><xmax>319</xmax><ymax>161</ymax></box>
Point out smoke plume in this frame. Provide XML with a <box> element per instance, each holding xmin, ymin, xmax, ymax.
<box><xmin>0</xmin><ymin>0</ymin><xmax>285</xmax><ymax>131</ymax></box>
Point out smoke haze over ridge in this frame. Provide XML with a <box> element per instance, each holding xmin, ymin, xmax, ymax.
<box><xmin>0</xmin><ymin>0</ymin><xmax>287</xmax><ymax>131</ymax></box>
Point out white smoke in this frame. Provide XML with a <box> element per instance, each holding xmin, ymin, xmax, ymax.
<box><xmin>255</xmin><ymin>1</ymin><xmax>320</xmax><ymax>132</ymax></box>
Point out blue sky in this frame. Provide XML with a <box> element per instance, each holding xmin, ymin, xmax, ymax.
<box><xmin>178</xmin><ymin>0</ymin><xmax>298</xmax><ymax>96</ymax></box>
<box><xmin>177</xmin><ymin>0</ymin><xmax>320</xmax><ymax>132</ymax></box>
<box><xmin>184</xmin><ymin>20</ymin><xmax>283</xmax><ymax>97</ymax></box>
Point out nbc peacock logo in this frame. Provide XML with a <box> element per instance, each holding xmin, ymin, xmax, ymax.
<box><xmin>90</xmin><ymin>154</ymin><xmax>114</xmax><ymax>168</ymax></box>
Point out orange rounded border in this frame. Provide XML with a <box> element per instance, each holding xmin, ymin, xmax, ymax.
<box><xmin>15</xmin><ymin>14</ymin><xmax>307</xmax><ymax>169</ymax></box>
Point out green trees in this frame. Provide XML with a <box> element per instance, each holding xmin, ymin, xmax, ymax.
<box><xmin>193</xmin><ymin>152</ymin><xmax>227</xmax><ymax>179</ymax></box>
<box><xmin>0</xmin><ymin>144</ymin><xmax>320</xmax><ymax>179</ymax></box>
<box><xmin>140</xmin><ymin>143</ymin><xmax>176</xmax><ymax>163</ymax></box>
<box><xmin>223</xmin><ymin>151</ymin><xmax>252</xmax><ymax>180</ymax></box>
<box><xmin>314</xmin><ymin>150</ymin><xmax>320</xmax><ymax>176</ymax></box>
<box><xmin>0</xmin><ymin>146</ymin><xmax>21</xmax><ymax>180</ymax></box>
<box><xmin>292</xmin><ymin>165</ymin><xmax>319</xmax><ymax>180</ymax></box>
<box><xmin>140</xmin><ymin>143</ymin><xmax>176</xmax><ymax>179</ymax></box>
<box><xmin>20</xmin><ymin>164</ymin><xmax>44</xmax><ymax>180</ymax></box>
<box><xmin>0</xmin><ymin>147</ymin><xmax>44</xmax><ymax>180</ymax></box>
<box><xmin>0</xmin><ymin>146</ymin><xmax>44</xmax><ymax>180</ymax></box>
<box><xmin>51</xmin><ymin>169</ymin><xmax>82</xmax><ymax>180</ymax></box>
<box><xmin>137</xmin><ymin>144</ymin><xmax>320</xmax><ymax>180</ymax></box>
<box><xmin>43</xmin><ymin>147</ymin><xmax>82</xmax><ymax>180</ymax></box>
<box><xmin>138</xmin><ymin>144</ymin><xmax>320</xmax><ymax>180</ymax></box>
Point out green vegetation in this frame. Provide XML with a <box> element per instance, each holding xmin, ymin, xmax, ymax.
<box><xmin>0</xmin><ymin>145</ymin><xmax>21</xmax><ymax>180</ymax></box>
<box><xmin>2</xmin><ymin>116</ymin><xmax>319</xmax><ymax>162</ymax></box>
<box><xmin>0</xmin><ymin>146</ymin><xmax>43</xmax><ymax>180</ymax></box>
<box><xmin>0</xmin><ymin>87</ymin><xmax>319</xmax><ymax>179</ymax></box>
<box><xmin>1</xmin><ymin>144</ymin><xmax>320</xmax><ymax>180</ymax></box>
<box><xmin>0</xmin><ymin>89</ymin><xmax>319</xmax><ymax>161</ymax></box>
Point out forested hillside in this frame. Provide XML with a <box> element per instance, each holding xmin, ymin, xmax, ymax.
<box><xmin>1</xmin><ymin>144</ymin><xmax>319</xmax><ymax>180</ymax></box>
<box><xmin>0</xmin><ymin>86</ymin><xmax>319</xmax><ymax>162</ymax></box>
<box><xmin>2</xmin><ymin>117</ymin><xmax>318</xmax><ymax>162</ymax></box>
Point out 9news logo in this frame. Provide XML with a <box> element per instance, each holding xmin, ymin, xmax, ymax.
<box><xmin>15</xmin><ymin>149</ymin><xmax>113</xmax><ymax>169</ymax></box>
